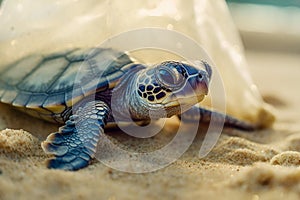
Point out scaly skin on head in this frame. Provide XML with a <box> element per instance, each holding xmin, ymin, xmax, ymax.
<box><xmin>112</xmin><ymin>61</ymin><xmax>212</xmax><ymax>121</ymax></box>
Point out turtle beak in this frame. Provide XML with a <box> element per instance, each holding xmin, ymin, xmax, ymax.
<box><xmin>202</xmin><ymin>61</ymin><xmax>212</xmax><ymax>80</ymax></box>
<box><xmin>198</xmin><ymin>75</ymin><xmax>209</xmax><ymax>95</ymax></box>
<box><xmin>189</xmin><ymin>70</ymin><xmax>209</xmax><ymax>96</ymax></box>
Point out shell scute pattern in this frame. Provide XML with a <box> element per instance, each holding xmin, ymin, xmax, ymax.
<box><xmin>26</xmin><ymin>94</ymin><xmax>48</xmax><ymax>108</ymax></box>
<box><xmin>48</xmin><ymin>61</ymin><xmax>83</xmax><ymax>93</ymax></box>
<box><xmin>19</xmin><ymin>57</ymin><xmax>69</xmax><ymax>93</ymax></box>
<box><xmin>0</xmin><ymin>55</ymin><xmax>43</xmax><ymax>86</ymax></box>
<box><xmin>65</xmin><ymin>48</ymin><xmax>99</xmax><ymax>62</ymax></box>
<box><xmin>0</xmin><ymin>48</ymin><xmax>134</xmax><ymax>123</ymax></box>
<box><xmin>12</xmin><ymin>93</ymin><xmax>31</xmax><ymax>107</ymax></box>
<box><xmin>1</xmin><ymin>89</ymin><xmax>18</xmax><ymax>104</ymax></box>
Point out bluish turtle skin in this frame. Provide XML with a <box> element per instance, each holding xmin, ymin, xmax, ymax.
<box><xmin>0</xmin><ymin>48</ymin><xmax>255</xmax><ymax>170</ymax></box>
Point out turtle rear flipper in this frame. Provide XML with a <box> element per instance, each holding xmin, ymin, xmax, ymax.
<box><xmin>180</xmin><ymin>106</ymin><xmax>256</xmax><ymax>131</ymax></box>
<box><xmin>42</xmin><ymin>101</ymin><xmax>110</xmax><ymax>171</ymax></box>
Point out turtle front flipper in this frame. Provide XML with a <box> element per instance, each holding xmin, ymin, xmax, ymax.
<box><xmin>41</xmin><ymin>100</ymin><xmax>110</xmax><ymax>171</ymax></box>
<box><xmin>180</xmin><ymin>106</ymin><xmax>256</xmax><ymax>131</ymax></box>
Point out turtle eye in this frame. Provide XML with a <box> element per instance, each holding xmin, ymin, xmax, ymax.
<box><xmin>158</xmin><ymin>68</ymin><xmax>175</xmax><ymax>85</ymax></box>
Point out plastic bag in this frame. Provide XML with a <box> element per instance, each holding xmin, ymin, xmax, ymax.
<box><xmin>0</xmin><ymin>0</ymin><xmax>274</xmax><ymax>127</ymax></box>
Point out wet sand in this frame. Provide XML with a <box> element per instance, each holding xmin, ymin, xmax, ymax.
<box><xmin>1</xmin><ymin>49</ymin><xmax>300</xmax><ymax>200</ymax></box>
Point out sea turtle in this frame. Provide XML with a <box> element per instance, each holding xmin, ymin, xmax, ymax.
<box><xmin>0</xmin><ymin>48</ymin><xmax>255</xmax><ymax>171</ymax></box>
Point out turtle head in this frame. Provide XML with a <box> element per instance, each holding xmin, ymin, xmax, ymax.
<box><xmin>134</xmin><ymin>61</ymin><xmax>212</xmax><ymax>118</ymax></box>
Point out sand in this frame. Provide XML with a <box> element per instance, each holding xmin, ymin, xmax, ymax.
<box><xmin>0</xmin><ymin>49</ymin><xmax>300</xmax><ymax>200</ymax></box>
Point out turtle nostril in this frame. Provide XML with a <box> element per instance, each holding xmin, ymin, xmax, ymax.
<box><xmin>198</xmin><ymin>73</ymin><xmax>203</xmax><ymax>79</ymax></box>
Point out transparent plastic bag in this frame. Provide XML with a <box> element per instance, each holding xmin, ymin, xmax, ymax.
<box><xmin>0</xmin><ymin>0</ymin><xmax>274</xmax><ymax>127</ymax></box>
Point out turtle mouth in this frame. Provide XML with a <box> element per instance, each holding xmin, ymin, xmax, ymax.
<box><xmin>163</xmin><ymin>94</ymin><xmax>206</xmax><ymax>108</ymax></box>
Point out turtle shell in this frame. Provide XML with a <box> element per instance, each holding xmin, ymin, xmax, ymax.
<box><xmin>0</xmin><ymin>48</ymin><xmax>134</xmax><ymax>122</ymax></box>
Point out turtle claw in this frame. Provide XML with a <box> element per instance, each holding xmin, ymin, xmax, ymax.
<box><xmin>43</xmin><ymin>132</ymin><xmax>66</xmax><ymax>145</ymax></box>
<box><xmin>41</xmin><ymin>141</ymin><xmax>68</xmax><ymax>156</ymax></box>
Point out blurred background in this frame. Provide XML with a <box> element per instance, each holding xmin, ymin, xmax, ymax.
<box><xmin>226</xmin><ymin>0</ymin><xmax>300</xmax><ymax>52</ymax></box>
<box><xmin>226</xmin><ymin>0</ymin><xmax>300</xmax><ymax>121</ymax></box>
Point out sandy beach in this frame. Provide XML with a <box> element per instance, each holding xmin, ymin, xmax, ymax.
<box><xmin>0</xmin><ymin>49</ymin><xmax>299</xmax><ymax>200</ymax></box>
<box><xmin>0</xmin><ymin>1</ymin><xmax>299</xmax><ymax>199</ymax></box>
